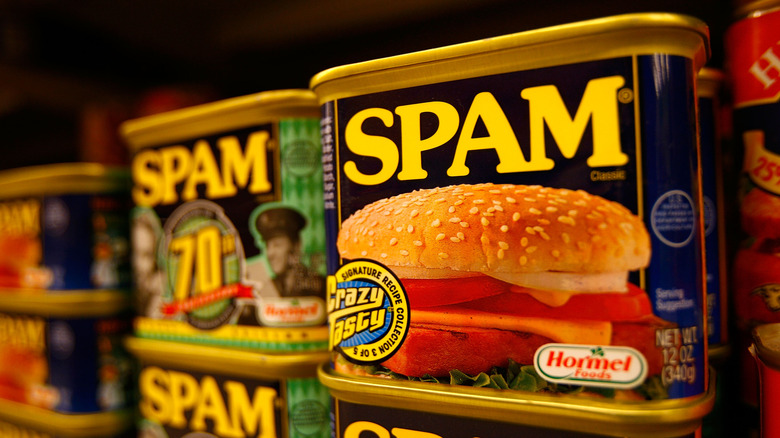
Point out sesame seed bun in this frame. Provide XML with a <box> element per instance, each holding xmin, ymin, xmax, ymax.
<box><xmin>337</xmin><ymin>183</ymin><xmax>650</xmax><ymax>275</ymax></box>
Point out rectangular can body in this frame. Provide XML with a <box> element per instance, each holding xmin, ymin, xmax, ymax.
<box><xmin>0</xmin><ymin>163</ymin><xmax>130</xmax><ymax>292</ymax></box>
<box><xmin>122</xmin><ymin>90</ymin><xmax>329</xmax><ymax>352</ymax></box>
<box><xmin>128</xmin><ymin>337</ymin><xmax>331</xmax><ymax>438</ymax></box>
<box><xmin>313</xmin><ymin>13</ymin><xmax>710</xmax><ymax>403</ymax></box>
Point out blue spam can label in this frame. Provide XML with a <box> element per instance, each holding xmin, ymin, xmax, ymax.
<box><xmin>315</xmin><ymin>17</ymin><xmax>709</xmax><ymax>402</ymax></box>
<box><xmin>0</xmin><ymin>311</ymin><xmax>133</xmax><ymax>413</ymax></box>
<box><xmin>0</xmin><ymin>193</ymin><xmax>130</xmax><ymax>291</ymax></box>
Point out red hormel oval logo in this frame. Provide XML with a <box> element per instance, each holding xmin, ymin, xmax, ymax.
<box><xmin>533</xmin><ymin>344</ymin><xmax>648</xmax><ymax>389</ymax></box>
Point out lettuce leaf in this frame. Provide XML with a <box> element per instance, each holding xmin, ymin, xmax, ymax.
<box><xmin>339</xmin><ymin>357</ymin><xmax>667</xmax><ymax>400</ymax></box>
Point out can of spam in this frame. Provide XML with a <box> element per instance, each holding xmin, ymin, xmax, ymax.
<box><xmin>0</xmin><ymin>163</ymin><xmax>130</xmax><ymax>292</ymax></box>
<box><xmin>320</xmin><ymin>364</ymin><xmax>715</xmax><ymax>438</ymax></box>
<box><xmin>312</xmin><ymin>12</ymin><xmax>711</xmax><ymax>405</ymax></box>
<box><xmin>750</xmin><ymin>323</ymin><xmax>780</xmax><ymax>437</ymax></box>
<box><xmin>725</xmin><ymin>0</ymin><xmax>780</xmax><ymax>410</ymax></box>
<box><xmin>126</xmin><ymin>337</ymin><xmax>331</xmax><ymax>438</ymax></box>
<box><xmin>120</xmin><ymin>90</ymin><xmax>328</xmax><ymax>352</ymax></box>
<box><xmin>697</xmin><ymin>68</ymin><xmax>731</xmax><ymax>438</ymax></box>
<box><xmin>0</xmin><ymin>290</ymin><xmax>133</xmax><ymax>414</ymax></box>
<box><xmin>697</xmin><ymin>68</ymin><xmax>729</xmax><ymax>351</ymax></box>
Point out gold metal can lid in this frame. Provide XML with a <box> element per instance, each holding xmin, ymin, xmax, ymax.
<box><xmin>0</xmin><ymin>400</ymin><xmax>133</xmax><ymax>438</ymax></box>
<box><xmin>752</xmin><ymin>323</ymin><xmax>780</xmax><ymax>369</ymax></box>
<box><xmin>126</xmin><ymin>336</ymin><xmax>329</xmax><ymax>380</ymax></box>
<box><xmin>319</xmin><ymin>364</ymin><xmax>716</xmax><ymax>438</ymax></box>
<box><xmin>310</xmin><ymin>13</ymin><xmax>710</xmax><ymax>103</ymax></box>
<box><xmin>120</xmin><ymin>89</ymin><xmax>319</xmax><ymax>151</ymax></box>
<box><xmin>697</xmin><ymin>67</ymin><xmax>727</xmax><ymax>98</ymax></box>
<box><xmin>0</xmin><ymin>162</ymin><xmax>129</xmax><ymax>199</ymax></box>
<box><xmin>0</xmin><ymin>289</ymin><xmax>130</xmax><ymax>317</ymax></box>
<box><xmin>708</xmin><ymin>343</ymin><xmax>732</xmax><ymax>365</ymax></box>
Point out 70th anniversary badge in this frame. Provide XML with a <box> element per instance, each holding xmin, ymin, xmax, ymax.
<box><xmin>327</xmin><ymin>260</ymin><xmax>410</xmax><ymax>364</ymax></box>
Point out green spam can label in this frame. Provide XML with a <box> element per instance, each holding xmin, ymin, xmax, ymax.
<box><xmin>123</xmin><ymin>90</ymin><xmax>328</xmax><ymax>352</ymax></box>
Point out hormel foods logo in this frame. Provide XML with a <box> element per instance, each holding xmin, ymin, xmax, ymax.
<box><xmin>534</xmin><ymin>344</ymin><xmax>648</xmax><ymax>389</ymax></box>
<box><xmin>260</xmin><ymin>297</ymin><xmax>326</xmax><ymax>326</ymax></box>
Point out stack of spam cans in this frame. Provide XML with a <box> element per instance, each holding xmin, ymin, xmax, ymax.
<box><xmin>312</xmin><ymin>13</ymin><xmax>717</xmax><ymax>437</ymax></box>
<box><xmin>0</xmin><ymin>162</ymin><xmax>135</xmax><ymax>437</ymax></box>
<box><xmin>120</xmin><ymin>90</ymin><xmax>332</xmax><ymax>438</ymax></box>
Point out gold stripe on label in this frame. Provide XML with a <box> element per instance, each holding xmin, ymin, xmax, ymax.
<box><xmin>631</xmin><ymin>54</ymin><xmax>647</xmax><ymax>292</ymax></box>
<box><xmin>134</xmin><ymin>317</ymin><xmax>329</xmax><ymax>342</ymax></box>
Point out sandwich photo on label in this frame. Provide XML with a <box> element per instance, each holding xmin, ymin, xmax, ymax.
<box><xmin>734</xmin><ymin>187</ymin><xmax>780</xmax><ymax>318</ymax></box>
<box><xmin>335</xmin><ymin>183</ymin><xmax>673</xmax><ymax>398</ymax></box>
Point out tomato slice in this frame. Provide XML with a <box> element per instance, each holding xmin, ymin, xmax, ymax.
<box><xmin>401</xmin><ymin>276</ymin><xmax>510</xmax><ymax>308</ymax></box>
<box><xmin>454</xmin><ymin>282</ymin><xmax>653</xmax><ymax>321</ymax></box>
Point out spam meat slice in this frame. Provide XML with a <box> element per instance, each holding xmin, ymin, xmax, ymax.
<box><xmin>381</xmin><ymin>295</ymin><xmax>673</xmax><ymax>378</ymax></box>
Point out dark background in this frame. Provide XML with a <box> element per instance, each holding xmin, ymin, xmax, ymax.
<box><xmin>0</xmin><ymin>0</ymin><xmax>733</xmax><ymax>169</ymax></box>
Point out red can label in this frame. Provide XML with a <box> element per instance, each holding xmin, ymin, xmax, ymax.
<box><xmin>726</xmin><ymin>5</ymin><xmax>780</xmax><ymax>408</ymax></box>
<box><xmin>726</xmin><ymin>8</ymin><xmax>780</xmax><ymax>330</ymax></box>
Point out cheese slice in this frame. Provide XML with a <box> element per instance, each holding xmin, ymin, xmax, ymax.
<box><xmin>514</xmin><ymin>288</ymin><xmax>577</xmax><ymax>307</ymax></box>
<box><xmin>410</xmin><ymin>308</ymin><xmax>612</xmax><ymax>345</ymax></box>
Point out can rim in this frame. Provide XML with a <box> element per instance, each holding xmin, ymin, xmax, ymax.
<box><xmin>0</xmin><ymin>401</ymin><xmax>133</xmax><ymax>438</ymax></box>
<box><xmin>310</xmin><ymin>12</ymin><xmax>710</xmax><ymax>97</ymax></box>
<box><xmin>708</xmin><ymin>343</ymin><xmax>732</xmax><ymax>365</ymax></box>
<box><xmin>319</xmin><ymin>364</ymin><xmax>716</xmax><ymax>437</ymax></box>
<box><xmin>698</xmin><ymin>67</ymin><xmax>726</xmax><ymax>83</ymax></box>
<box><xmin>697</xmin><ymin>67</ymin><xmax>726</xmax><ymax>98</ymax></box>
<box><xmin>0</xmin><ymin>290</ymin><xmax>129</xmax><ymax>317</ymax></box>
<box><xmin>120</xmin><ymin>89</ymin><xmax>319</xmax><ymax>151</ymax></box>
<box><xmin>752</xmin><ymin>323</ymin><xmax>780</xmax><ymax>369</ymax></box>
<box><xmin>126</xmin><ymin>336</ymin><xmax>329</xmax><ymax>380</ymax></box>
<box><xmin>0</xmin><ymin>162</ymin><xmax>128</xmax><ymax>198</ymax></box>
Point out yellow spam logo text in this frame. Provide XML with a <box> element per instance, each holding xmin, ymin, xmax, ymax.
<box><xmin>0</xmin><ymin>200</ymin><xmax>40</xmax><ymax>236</ymax></box>
<box><xmin>0</xmin><ymin>314</ymin><xmax>45</xmax><ymax>354</ymax></box>
<box><xmin>132</xmin><ymin>131</ymin><xmax>273</xmax><ymax>207</ymax></box>
<box><xmin>140</xmin><ymin>366</ymin><xmax>278</xmax><ymax>438</ymax></box>
<box><xmin>344</xmin><ymin>76</ymin><xmax>628</xmax><ymax>185</ymax></box>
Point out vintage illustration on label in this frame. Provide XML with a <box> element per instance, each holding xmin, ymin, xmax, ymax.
<box><xmin>130</xmin><ymin>119</ymin><xmax>327</xmax><ymax>350</ymax></box>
